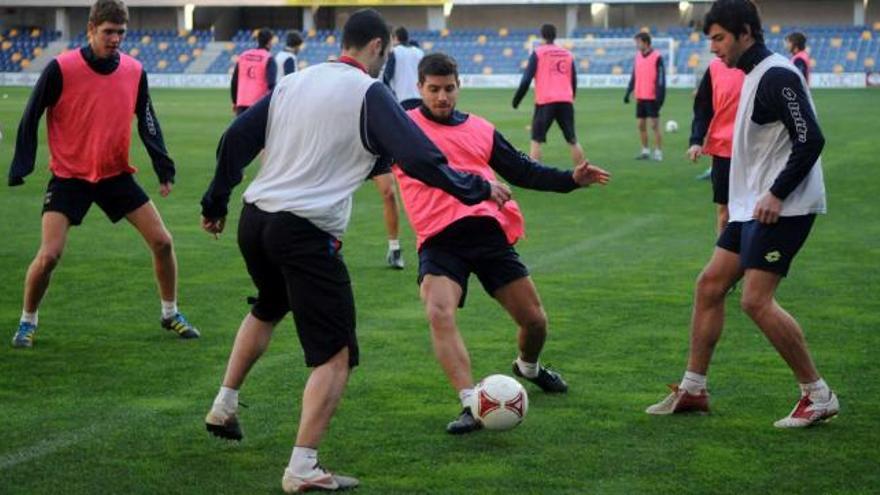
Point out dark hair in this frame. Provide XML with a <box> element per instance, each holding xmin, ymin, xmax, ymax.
<box><xmin>342</xmin><ymin>9</ymin><xmax>390</xmax><ymax>52</ymax></box>
<box><xmin>286</xmin><ymin>30</ymin><xmax>303</xmax><ymax>48</ymax></box>
<box><xmin>257</xmin><ymin>28</ymin><xmax>273</xmax><ymax>48</ymax></box>
<box><xmin>785</xmin><ymin>31</ymin><xmax>806</xmax><ymax>51</ymax></box>
<box><xmin>540</xmin><ymin>24</ymin><xmax>556</xmax><ymax>42</ymax></box>
<box><xmin>634</xmin><ymin>32</ymin><xmax>651</xmax><ymax>45</ymax></box>
<box><xmin>418</xmin><ymin>52</ymin><xmax>459</xmax><ymax>83</ymax></box>
<box><xmin>703</xmin><ymin>0</ymin><xmax>764</xmax><ymax>44</ymax></box>
<box><xmin>394</xmin><ymin>26</ymin><xmax>409</xmax><ymax>43</ymax></box>
<box><xmin>89</xmin><ymin>0</ymin><xmax>128</xmax><ymax>26</ymax></box>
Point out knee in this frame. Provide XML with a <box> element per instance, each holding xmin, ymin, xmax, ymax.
<box><xmin>149</xmin><ymin>230</ymin><xmax>174</xmax><ymax>255</ymax></box>
<box><xmin>521</xmin><ymin>309</ymin><xmax>548</xmax><ymax>335</ymax></box>
<box><xmin>695</xmin><ymin>269</ymin><xmax>728</xmax><ymax>302</ymax></box>
<box><xmin>637</xmin><ymin>121</ymin><xmax>647</xmax><ymax>131</ymax></box>
<box><xmin>740</xmin><ymin>293</ymin><xmax>770</xmax><ymax>319</ymax></box>
<box><xmin>36</xmin><ymin>248</ymin><xmax>63</xmax><ymax>271</ymax></box>
<box><xmin>380</xmin><ymin>186</ymin><xmax>396</xmax><ymax>205</ymax></box>
<box><xmin>425</xmin><ymin>302</ymin><xmax>456</xmax><ymax>332</ymax></box>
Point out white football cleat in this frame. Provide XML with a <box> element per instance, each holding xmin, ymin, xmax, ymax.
<box><xmin>282</xmin><ymin>467</ymin><xmax>359</xmax><ymax>493</ymax></box>
<box><xmin>645</xmin><ymin>384</ymin><xmax>709</xmax><ymax>415</ymax></box>
<box><xmin>205</xmin><ymin>402</ymin><xmax>242</xmax><ymax>440</ymax></box>
<box><xmin>774</xmin><ymin>390</ymin><xmax>839</xmax><ymax>428</ymax></box>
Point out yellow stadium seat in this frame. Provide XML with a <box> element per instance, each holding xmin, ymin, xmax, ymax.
<box><xmin>33</xmin><ymin>47</ymin><xmax>42</xmax><ymax>57</ymax></box>
<box><xmin>865</xmin><ymin>57</ymin><xmax>875</xmax><ymax>68</ymax></box>
<box><xmin>157</xmin><ymin>60</ymin><xmax>168</xmax><ymax>70</ymax></box>
<box><xmin>585</xmin><ymin>34</ymin><xmax>594</xmax><ymax>40</ymax></box>
<box><xmin>503</xmin><ymin>47</ymin><xmax>513</xmax><ymax>57</ymax></box>
<box><xmin>9</xmin><ymin>29</ymin><xmax>19</xmax><ymax>37</ymax></box>
<box><xmin>579</xmin><ymin>59</ymin><xmax>590</xmax><ymax>70</ymax></box>
<box><xmin>862</xmin><ymin>30</ymin><xmax>872</xmax><ymax>41</ymax></box>
<box><xmin>482</xmin><ymin>66</ymin><xmax>493</xmax><ymax>75</ymax></box>
<box><xmin>520</xmin><ymin>59</ymin><xmax>528</xmax><ymax>69</ymax></box>
<box><xmin>193</xmin><ymin>48</ymin><xmax>202</xmax><ymax>57</ymax></box>
<box><xmin>847</xmin><ymin>51</ymin><xmax>857</xmax><ymax>61</ymax></box>
<box><xmin>809</xmin><ymin>58</ymin><xmax>816</xmax><ymax>67</ymax></box>
<box><xmin>612</xmin><ymin>66</ymin><xmax>623</xmax><ymax>75</ymax></box>
<box><xmin>11</xmin><ymin>52</ymin><xmax>21</xmax><ymax>62</ymax></box>
<box><xmin>477</xmin><ymin>35</ymin><xmax>487</xmax><ymax>45</ymax></box>
<box><xmin>129</xmin><ymin>47</ymin><xmax>140</xmax><ymax>57</ymax></box>
<box><xmin>423</xmin><ymin>41</ymin><xmax>434</xmax><ymax>50</ymax></box>
<box><xmin>473</xmin><ymin>53</ymin><xmax>484</xmax><ymax>64</ymax></box>
<box><xmin>326</xmin><ymin>35</ymin><xmax>336</xmax><ymax>45</ymax></box>
<box><xmin>31</xmin><ymin>29</ymin><xmax>41</xmax><ymax>38</ymax></box>
<box><xmin>158</xmin><ymin>42</ymin><xmax>169</xmax><ymax>51</ymax></box>
<box><xmin>308</xmin><ymin>29</ymin><xmax>317</xmax><ymax>38</ymax></box>
<box><xmin>188</xmin><ymin>35</ymin><xmax>197</xmax><ymax>45</ymax></box>
<box><xmin>830</xmin><ymin>38</ymin><xmax>842</xmax><ymax>48</ymax></box>
<box><xmin>833</xmin><ymin>64</ymin><xmax>843</xmax><ymax>74</ymax></box>
<box><xmin>226</xmin><ymin>42</ymin><xmax>235</xmax><ymax>51</ymax></box>
<box><xmin>142</xmin><ymin>35</ymin><xmax>152</xmax><ymax>45</ymax></box>
<box><xmin>690</xmin><ymin>32</ymin><xmax>700</xmax><ymax>42</ymax></box>
<box><xmin>440</xmin><ymin>28</ymin><xmax>449</xmax><ymax>37</ymax></box>
<box><xmin>1</xmin><ymin>41</ymin><xmax>12</xmax><ymax>51</ymax></box>
<box><xmin>231</xmin><ymin>55</ymin><xmax>239</xmax><ymax>63</ymax></box>
<box><xmin>498</xmin><ymin>28</ymin><xmax>509</xmax><ymax>37</ymax></box>
<box><xmin>563</xmin><ymin>41</ymin><xmax>574</xmax><ymax>50</ymax></box>
<box><xmin>595</xmin><ymin>47</ymin><xmax>606</xmax><ymax>56</ymax></box>
<box><xmin>299</xmin><ymin>60</ymin><xmax>309</xmax><ymax>69</ymax></box>
<box><xmin>770</xmin><ymin>25</ymin><xmax>781</xmax><ymax>34</ymax></box>
<box><xmin>178</xmin><ymin>54</ymin><xmax>189</xmax><ymax>63</ymax></box>
<box><xmin>21</xmin><ymin>58</ymin><xmax>30</xmax><ymax>68</ymax></box>
<box><xmin>874</xmin><ymin>21</ymin><xmax>880</xmax><ymax>31</ymax></box>
<box><xmin>640</xmin><ymin>26</ymin><xmax>650</xmax><ymax>34</ymax></box>
<box><xmin>178</xmin><ymin>29</ymin><xmax>187</xmax><ymax>37</ymax></box>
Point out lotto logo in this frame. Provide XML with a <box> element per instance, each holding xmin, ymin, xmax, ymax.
<box><xmin>765</xmin><ymin>251</ymin><xmax>782</xmax><ymax>263</ymax></box>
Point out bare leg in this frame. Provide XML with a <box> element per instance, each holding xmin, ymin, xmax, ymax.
<box><xmin>22</xmin><ymin>212</ymin><xmax>71</xmax><ymax>313</ymax></box>
<box><xmin>493</xmin><ymin>277</ymin><xmax>547</xmax><ymax>362</ymax></box>
<box><xmin>716</xmin><ymin>204</ymin><xmax>730</xmax><ymax>236</ymax></box>
<box><xmin>126</xmin><ymin>201</ymin><xmax>176</xmax><ymax>302</ymax></box>
<box><xmin>638</xmin><ymin>118</ymin><xmax>648</xmax><ymax>148</ymax></box>
<box><xmin>221</xmin><ymin>313</ymin><xmax>278</xmax><ymax>389</ymax></box>
<box><xmin>568</xmin><ymin>142</ymin><xmax>586</xmax><ymax>167</ymax></box>
<box><xmin>650</xmin><ymin>117</ymin><xmax>662</xmax><ymax>150</ymax></box>
<box><xmin>421</xmin><ymin>275</ymin><xmax>472</xmax><ymax>391</ymax></box>
<box><xmin>685</xmin><ymin>248</ymin><xmax>743</xmax><ymax>374</ymax></box>
<box><xmin>529</xmin><ymin>140</ymin><xmax>542</xmax><ymax>162</ymax></box>
<box><xmin>740</xmin><ymin>269</ymin><xmax>820</xmax><ymax>383</ymax></box>
<box><xmin>295</xmin><ymin>346</ymin><xmax>351</xmax><ymax>447</ymax></box>
<box><xmin>373</xmin><ymin>174</ymin><xmax>399</xmax><ymax>241</ymax></box>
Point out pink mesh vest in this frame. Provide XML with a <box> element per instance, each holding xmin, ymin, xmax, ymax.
<box><xmin>236</xmin><ymin>48</ymin><xmax>271</xmax><ymax>107</ymax></box>
<box><xmin>634</xmin><ymin>49</ymin><xmax>661</xmax><ymax>100</ymax></box>
<box><xmin>703</xmin><ymin>58</ymin><xmax>744</xmax><ymax>158</ymax></box>
<box><xmin>534</xmin><ymin>44</ymin><xmax>574</xmax><ymax>105</ymax></box>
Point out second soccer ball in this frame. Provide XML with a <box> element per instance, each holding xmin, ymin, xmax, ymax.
<box><xmin>665</xmin><ymin>120</ymin><xmax>679</xmax><ymax>133</ymax></box>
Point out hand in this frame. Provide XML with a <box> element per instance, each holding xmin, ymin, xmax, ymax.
<box><xmin>512</xmin><ymin>100</ymin><xmax>519</xmax><ymax>110</ymax></box>
<box><xmin>752</xmin><ymin>192</ymin><xmax>783</xmax><ymax>224</ymax></box>
<box><xmin>623</xmin><ymin>95</ymin><xmax>630</xmax><ymax>104</ymax></box>
<box><xmin>488</xmin><ymin>180</ymin><xmax>512</xmax><ymax>208</ymax></box>
<box><xmin>572</xmin><ymin>161</ymin><xmax>611</xmax><ymax>187</ymax></box>
<box><xmin>687</xmin><ymin>145</ymin><xmax>703</xmax><ymax>162</ymax></box>
<box><xmin>201</xmin><ymin>216</ymin><xmax>226</xmax><ymax>239</ymax></box>
<box><xmin>159</xmin><ymin>182</ymin><xmax>172</xmax><ymax>197</ymax></box>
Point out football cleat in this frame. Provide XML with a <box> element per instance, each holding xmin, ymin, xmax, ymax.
<box><xmin>161</xmin><ymin>312</ymin><xmax>200</xmax><ymax>339</ymax></box>
<box><xmin>645</xmin><ymin>384</ymin><xmax>710</xmax><ymax>415</ymax></box>
<box><xmin>652</xmin><ymin>149</ymin><xmax>664</xmax><ymax>162</ymax></box>
<box><xmin>11</xmin><ymin>321</ymin><xmax>37</xmax><ymax>348</ymax></box>
<box><xmin>205</xmin><ymin>402</ymin><xmax>243</xmax><ymax>441</ymax></box>
<box><xmin>446</xmin><ymin>407</ymin><xmax>482</xmax><ymax>435</ymax></box>
<box><xmin>695</xmin><ymin>168</ymin><xmax>712</xmax><ymax>181</ymax></box>
<box><xmin>386</xmin><ymin>248</ymin><xmax>405</xmax><ymax>270</ymax></box>
<box><xmin>512</xmin><ymin>362</ymin><xmax>568</xmax><ymax>393</ymax></box>
<box><xmin>282</xmin><ymin>466</ymin><xmax>359</xmax><ymax>493</ymax></box>
<box><xmin>635</xmin><ymin>151</ymin><xmax>650</xmax><ymax>160</ymax></box>
<box><xmin>774</xmin><ymin>390</ymin><xmax>839</xmax><ymax>428</ymax></box>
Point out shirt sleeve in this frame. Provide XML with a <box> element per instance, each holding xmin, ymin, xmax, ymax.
<box><xmin>284</xmin><ymin>57</ymin><xmax>296</xmax><ymax>75</ymax></box>
<box><xmin>512</xmin><ymin>52</ymin><xmax>537</xmax><ymax>109</ymax></box>
<box><xmin>625</xmin><ymin>67</ymin><xmax>635</xmax><ymax>100</ymax></box>
<box><xmin>200</xmin><ymin>93</ymin><xmax>271</xmax><ymax>218</ymax></box>
<box><xmin>793</xmin><ymin>58</ymin><xmax>809</xmax><ymax>80</ymax></box>
<box><xmin>752</xmin><ymin>67</ymin><xmax>825</xmax><ymax>200</ymax></box>
<box><xmin>135</xmin><ymin>70</ymin><xmax>176</xmax><ymax>184</ymax></box>
<box><xmin>9</xmin><ymin>60</ymin><xmax>62</xmax><ymax>186</ymax></box>
<box><xmin>362</xmin><ymin>83</ymin><xmax>490</xmax><ymax>205</ymax></box>
<box><xmin>689</xmin><ymin>67</ymin><xmax>714</xmax><ymax>147</ymax></box>
<box><xmin>266</xmin><ymin>57</ymin><xmax>277</xmax><ymax>91</ymax></box>
<box><xmin>655</xmin><ymin>56</ymin><xmax>666</xmax><ymax>106</ymax></box>
<box><xmin>571</xmin><ymin>59</ymin><xmax>577</xmax><ymax>99</ymax></box>
<box><xmin>488</xmin><ymin>131</ymin><xmax>578</xmax><ymax>192</ymax></box>
<box><xmin>230</xmin><ymin>64</ymin><xmax>238</xmax><ymax>105</ymax></box>
<box><xmin>382</xmin><ymin>51</ymin><xmax>396</xmax><ymax>87</ymax></box>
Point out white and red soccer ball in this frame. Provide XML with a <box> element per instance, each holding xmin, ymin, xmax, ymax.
<box><xmin>472</xmin><ymin>374</ymin><xmax>528</xmax><ymax>431</ymax></box>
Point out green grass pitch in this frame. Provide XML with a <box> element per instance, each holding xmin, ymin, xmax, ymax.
<box><xmin>0</xmin><ymin>86</ymin><xmax>878</xmax><ymax>494</ymax></box>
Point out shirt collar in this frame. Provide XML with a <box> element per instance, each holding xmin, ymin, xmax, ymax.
<box><xmin>418</xmin><ymin>104</ymin><xmax>468</xmax><ymax>126</ymax></box>
<box><xmin>736</xmin><ymin>42</ymin><xmax>772</xmax><ymax>74</ymax></box>
<box><xmin>337</xmin><ymin>55</ymin><xmax>367</xmax><ymax>73</ymax></box>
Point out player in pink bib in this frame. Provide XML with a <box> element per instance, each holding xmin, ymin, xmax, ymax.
<box><xmin>231</xmin><ymin>28</ymin><xmax>276</xmax><ymax>115</ymax></box>
<box><xmin>785</xmin><ymin>31</ymin><xmax>811</xmax><ymax>84</ymax></box>
<box><xmin>394</xmin><ymin>53</ymin><xmax>610</xmax><ymax>434</ymax></box>
<box><xmin>624</xmin><ymin>32</ymin><xmax>666</xmax><ymax>161</ymax></box>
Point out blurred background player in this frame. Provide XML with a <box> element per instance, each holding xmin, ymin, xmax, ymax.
<box><xmin>231</xmin><ymin>27</ymin><xmax>276</xmax><ymax>115</ymax></box>
<box><xmin>646</xmin><ymin>0</ymin><xmax>838</xmax><ymax>428</ymax></box>
<box><xmin>512</xmin><ymin>23</ymin><xmax>585</xmax><ymax>167</ymax></box>
<box><xmin>624</xmin><ymin>32</ymin><xmax>666</xmax><ymax>161</ymax></box>
<box><xmin>8</xmin><ymin>0</ymin><xmax>199</xmax><ymax>348</ymax></box>
<box><xmin>785</xmin><ymin>31</ymin><xmax>810</xmax><ymax>84</ymax></box>
<box><xmin>688</xmin><ymin>57</ymin><xmax>745</xmax><ymax>234</ymax></box>
<box><xmin>394</xmin><ymin>53</ymin><xmax>610</xmax><ymax>434</ymax></box>
<box><xmin>200</xmin><ymin>9</ymin><xmax>510</xmax><ymax>492</ymax></box>
<box><xmin>274</xmin><ymin>30</ymin><xmax>303</xmax><ymax>83</ymax></box>
<box><xmin>383</xmin><ymin>26</ymin><xmax>424</xmax><ymax>110</ymax></box>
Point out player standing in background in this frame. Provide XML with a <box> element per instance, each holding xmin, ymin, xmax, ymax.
<box><xmin>383</xmin><ymin>26</ymin><xmax>424</xmax><ymax>110</ymax></box>
<box><xmin>8</xmin><ymin>0</ymin><xmax>200</xmax><ymax>348</ymax></box>
<box><xmin>646</xmin><ymin>0</ymin><xmax>838</xmax><ymax>428</ymax></box>
<box><xmin>396</xmin><ymin>53</ymin><xmax>610</xmax><ymax>434</ymax></box>
<box><xmin>512</xmin><ymin>23</ymin><xmax>585</xmax><ymax>167</ymax></box>
<box><xmin>688</xmin><ymin>57</ymin><xmax>745</xmax><ymax>234</ymax></box>
<box><xmin>274</xmin><ymin>30</ymin><xmax>303</xmax><ymax>83</ymax></box>
<box><xmin>231</xmin><ymin>28</ymin><xmax>276</xmax><ymax>115</ymax></box>
<box><xmin>624</xmin><ymin>32</ymin><xmax>666</xmax><ymax>161</ymax></box>
<box><xmin>785</xmin><ymin>31</ymin><xmax>810</xmax><ymax>84</ymax></box>
<box><xmin>200</xmin><ymin>10</ymin><xmax>510</xmax><ymax>492</ymax></box>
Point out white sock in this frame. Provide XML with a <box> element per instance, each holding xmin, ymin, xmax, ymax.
<box><xmin>516</xmin><ymin>357</ymin><xmax>540</xmax><ymax>379</ymax></box>
<box><xmin>20</xmin><ymin>310</ymin><xmax>38</xmax><ymax>326</ymax></box>
<box><xmin>161</xmin><ymin>300</ymin><xmax>178</xmax><ymax>319</ymax></box>
<box><xmin>679</xmin><ymin>371</ymin><xmax>707</xmax><ymax>394</ymax></box>
<box><xmin>800</xmin><ymin>378</ymin><xmax>830</xmax><ymax>402</ymax></box>
<box><xmin>214</xmin><ymin>386</ymin><xmax>238</xmax><ymax>411</ymax></box>
<box><xmin>458</xmin><ymin>388</ymin><xmax>475</xmax><ymax>408</ymax></box>
<box><xmin>641</xmin><ymin>147</ymin><xmax>650</xmax><ymax>155</ymax></box>
<box><xmin>388</xmin><ymin>239</ymin><xmax>400</xmax><ymax>251</ymax></box>
<box><xmin>288</xmin><ymin>446</ymin><xmax>320</xmax><ymax>477</ymax></box>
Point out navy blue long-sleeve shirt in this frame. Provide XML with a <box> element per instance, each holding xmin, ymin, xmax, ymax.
<box><xmin>737</xmin><ymin>43</ymin><xmax>825</xmax><ymax>200</ymax></box>
<box><xmin>689</xmin><ymin>66</ymin><xmax>714</xmax><ymax>146</ymax></box>
<box><xmin>201</xmin><ymin>64</ymin><xmax>491</xmax><ymax>219</ymax></box>
<box><xmin>8</xmin><ymin>46</ymin><xmax>174</xmax><ymax>186</ymax></box>
<box><xmin>512</xmin><ymin>50</ymin><xmax>577</xmax><ymax>109</ymax></box>
<box><xmin>624</xmin><ymin>50</ymin><xmax>666</xmax><ymax>106</ymax></box>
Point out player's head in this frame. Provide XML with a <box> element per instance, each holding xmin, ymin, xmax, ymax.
<box><xmin>257</xmin><ymin>28</ymin><xmax>273</xmax><ymax>49</ymax></box>
<box><xmin>394</xmin><ymin>26</ymin><xmax>409</xmax><ymax>45</ymax></box>
<box><xmin>785</xmin><ymin>32</ymin><xmax>806</xmax><ymax>54</ymax></box>
<box><xmin>703</xmin><ymin>0</ymin><xmax>763</xmax><ymax>68</ymax></box>
<box><xmin>87</xmin><ymin>0</ymin><xmax>128</xmax><ymax>59</ymax></box>
<box><xmin>634</xmin><ymin>32</ymin><xmax>651</xmax><ymax>52</ymax></box>
<box><xmin>286</xmin><ymin>30</ymin><xmax>304</xmax><ymax>53</ymax></box>
<box><xmin>342</xmin><ymin>9</ymin><xmax>391</xmax><ymax>78</ymax></box>
<box><xmin>418</xmin><ymin>53</ymin><xmax>460</xmax><ymax>120</ymax></box>
<box><xmin>541</xmin><ymin>24</ymin><xmax>557</xmax><ymax>43</ymax></box>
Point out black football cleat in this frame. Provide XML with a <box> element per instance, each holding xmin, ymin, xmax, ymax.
<box><xmin>446</xmin><ymin>407</ymin><xmax>482</xmax><ymax>435</ymax></box>
<box><xmin>512</xmin><ymin>362</ymin><xmax>569</xmax><ymax>393</ymax></box>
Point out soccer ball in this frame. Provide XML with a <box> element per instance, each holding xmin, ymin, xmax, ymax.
<box><xmin>665</xmin><ymin>120</ymin><xmax>679</xmax><ymax>133</ymax></box>
<box><xmin>471</xmin><ymin>374</ymin><xmax>528</xmax><ymax>431</ymax></box>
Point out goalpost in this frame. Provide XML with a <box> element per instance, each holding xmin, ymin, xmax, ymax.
<box><xmin>534</xmin><ymin>37</ymin><xmax>676</xmax><ymax>76</ymax></box>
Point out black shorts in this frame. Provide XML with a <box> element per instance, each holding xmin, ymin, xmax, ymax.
<box><xmin>400</xmin><ymin>98</ymin><xmax>422</xmax><ymax>111</ymax></box>
<box><xmin>531</xmin><ymin>102</ymin><xmax>577</xmax><ymax>144</ymax></box>
<box><xmin>42</xmin><ymin>173</ymin><xmax>150</xmax><ymax>226</ymax></box>
<box><xmin>711</xmin><ymin>156</ymin><xmax>731</xmax><ymax>205</ymax></box>
<box><xmin>716</xmin><ymin>214</ymin><xmax>816</xmax><ymax>277</ymax></box>
<box><xmin>636</xmin><ymin>99</ymin><xmax>660</xmax><ymax>119</ymax></box>
<box><xmin>238</xmin><ymin>203</ymin><xmax>358</xmax><ymax>368</ymax></box>
<box><xmin>418</xmin><ymin>216</ymin><xmax>530</xmax><ymax>307</ymax></box>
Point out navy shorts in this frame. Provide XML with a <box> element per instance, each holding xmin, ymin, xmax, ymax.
<box><xmin>418</xmin><ymin>216</ymin><xmax>529</xmax><ymax>307</ymax></box>
<box><xmin>531</xmin><ymin>102</ymin><xmax>577</xmax><ymax>144</ymax></box>
<box><xmin>237</xmin><ymin>203</ymin><xmax>358</xmax><ymax>368</ymax></box>
<box><xmin>711</xmin><ymin>156</ymin><xmax>730</xmax><ymax>205</ymax></box>
<box><xmin>42</xmin><ymin>173</ymin><xmax>149</xmax><ymax>226</ymax></box>
<box><xmin>716</xmin><ymin>214</ymin><xmax>816</xmax><ymax>277</ymax></box>
<box><xmin>636</xmin><ymin>99</ymin><xmax>660</xmax><ymax>119</ymax></box>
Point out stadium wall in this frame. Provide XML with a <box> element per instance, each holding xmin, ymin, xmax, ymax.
<box><xmin>334</xmin><ymin>6</ymin><xmax>429</xmax><ymax>31</ymax></box>
<box><xmin>447</xmin><ymin>5</ymin><xmax>566</xmax><ymax>30</ymax></box>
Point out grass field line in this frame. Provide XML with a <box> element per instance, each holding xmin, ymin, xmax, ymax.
<box><xmin>528</xmin><ymin>215</ymin><xmax>657</xmax><ymax>273</ymax></box>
